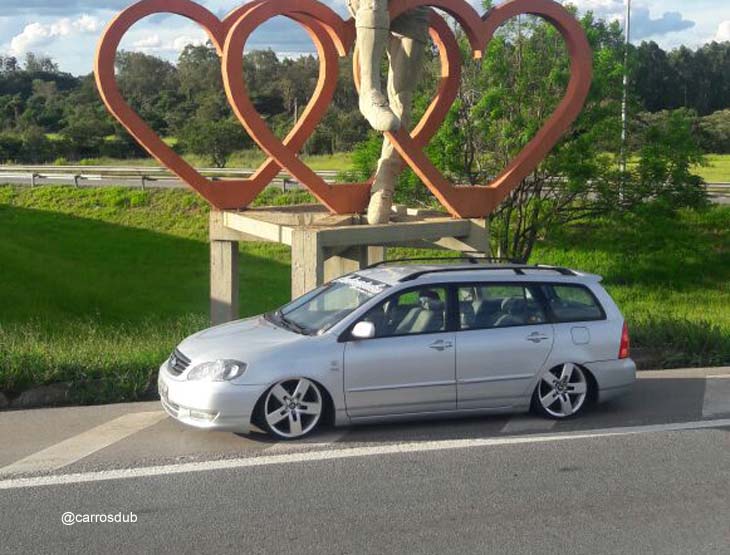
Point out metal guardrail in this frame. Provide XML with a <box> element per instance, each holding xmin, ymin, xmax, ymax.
<box><xmin>0</xmin><ymin>165</ymin><xmax>344</xmax><ymax>191</ymax></box>
<box><xmin>0</xmin><ymin>165</ymin><xmax>727</xmax><ymax>195</ymax></box>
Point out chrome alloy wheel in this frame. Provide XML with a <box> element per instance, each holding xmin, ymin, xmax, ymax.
<box><xmin>537</xmin><ymin>363</ymin><xmax>589</xmax><ymax>418</ymax></box>
<box><xmin>263</xmin><ymin>378</ymin><xmax>323</xmax><ymax>439</ymax></box>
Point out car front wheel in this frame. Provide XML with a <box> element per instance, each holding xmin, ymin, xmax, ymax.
<box><xmin>532</xmin><ymin>363</ymin><xmax>590</xmax><ymax>419</ymax></box>
<box><xmin>260</xmin><ymin>378</ymin><xmax>324</xmax><ymax>440</ymax></box>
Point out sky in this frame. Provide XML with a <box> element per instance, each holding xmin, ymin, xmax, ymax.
<box><xmin>1</xmin><ymin>0</ymin><xmax>729</xmax><ymax>75</ymax></box>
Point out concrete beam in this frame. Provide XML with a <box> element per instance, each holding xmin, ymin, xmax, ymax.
<box><xmin>222</xmin><ymin>211</ymin><xmax>292</xmax><ymax>245</ymax></box>
<box><xmin>314</xmin><ymin>218</ymin><xmax>472</xmax><ymax>248</ymax></box>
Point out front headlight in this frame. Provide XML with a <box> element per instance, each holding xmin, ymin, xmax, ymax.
<box><xmin>186</xmin><ymin>360</ymin><xmax>247</xmax><ymax>381</ymax></box>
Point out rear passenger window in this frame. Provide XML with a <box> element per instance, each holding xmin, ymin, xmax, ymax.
<box><xmin>543</xmin><ymin>285</ymin><xmax>605</xmax><ymax>322</ymax></box>
<box><xmin>458</xmin><ymin>284</ymin><xmax>547</xmax><ymax>330</ymax></box>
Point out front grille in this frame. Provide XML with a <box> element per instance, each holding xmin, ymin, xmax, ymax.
<box><xmin>168</xmin><ymin>348</ymin><xmax>191</xmax><ymax>376</ymax></box>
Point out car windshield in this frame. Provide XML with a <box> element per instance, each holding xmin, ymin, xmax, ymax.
<box><xmin>268</xmin><ymin>275</ymin><xmax>389</xmax><ymax>335</ymax></box>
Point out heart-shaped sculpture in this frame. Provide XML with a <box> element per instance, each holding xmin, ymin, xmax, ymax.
<box><xmin>95</xmin><ymin>0</ymin><xmax>345</xmax><ymax>210</ymax></box>
<box><xmin>221</xmin><ymin>0</ymin><xmax>460</xmax><ymax>214</ymax></box>
<box><xmin>98</xmin><ymin>0</ymin><xmax>591</xmax><ymax>218</ymax></box>
<box><xmin>380</xmin><ymin>0</ymin><xmax>593</xmax><ymax>217</ymax></box>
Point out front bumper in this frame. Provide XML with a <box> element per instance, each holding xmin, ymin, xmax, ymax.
<box><xmin>158</xmin><ymin>365</ymin><xmax>266</xmax><ymax>433</ymax></box>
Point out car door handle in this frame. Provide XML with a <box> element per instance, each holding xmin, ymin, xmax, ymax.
<box><xmin>526</xmin><ymin>332</ymin><xmax>550</xmax><ymax>343</ymax></box>
<box><xmin>429</xmin><ymin>340</ymin><xmax>453</xmax><ymax>351</ymax></box>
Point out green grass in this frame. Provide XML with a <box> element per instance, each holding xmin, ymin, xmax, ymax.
<box><xmin>73</xmin><ymin>150</ymin><xmax>354</xmax><ymax>171</ymax></box>
<box><xmin>0</xmin><ymin>185</ymin><xmax>728</xmax><ymax>405</ymax></box>
<box><xmin>694</xmin><ymin>154</ymin><xmax>730</xmax><ymax>183</ymax></box>
<box><xmin>533</xmin><ymin>204</ymin><xmax>730</xmax><ymax>368</ymax></box>
<box><xmin>0</xmin><ymin>185</ymin><xmax>311</xmax><ymax>403</ymax></box>
<box><xmin>37</xmin><ymin>150</ymin><xmax>729</xmax><ymax>181</ymax></box>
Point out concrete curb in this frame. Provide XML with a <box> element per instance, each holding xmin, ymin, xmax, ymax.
<box><xmin>1</xmin><ymin>379</ymin><xmax>158</xmax><ymax>412</ymax></box>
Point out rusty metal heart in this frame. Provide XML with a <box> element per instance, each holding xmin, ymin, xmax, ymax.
<box><xmin>97</xmin><ymin>0</ymin><xmax>591</xmax><ymax>218</ymax></box>
<box><xmin>95</xmin><ymin>0</ymin><xmax>347</xmax><ymax>210</ymax></box>
<box><xmin>381</xmin><ymin>0</ymin><xmax>593</xmax><ymax>217</ymax></box>
<box><xmin>221</xmin><ymin>0</ymin><xmax>460</xmax><ymax>214</ymax></box>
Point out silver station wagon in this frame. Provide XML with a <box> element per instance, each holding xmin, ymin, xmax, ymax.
<box><xmin>158</xmin><ymin>261</ymin><xmax>636</xmax><ymax>439</ymax></box>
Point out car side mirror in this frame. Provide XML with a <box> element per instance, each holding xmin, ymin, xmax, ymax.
<box><xmin>351</xmin><ymin>321</ymin><xmax>375</xmax><ymax>340</ymax></box>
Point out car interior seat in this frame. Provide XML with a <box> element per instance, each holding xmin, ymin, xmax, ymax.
<box><xmin>494</xmin><ymin>297</ymin><xmax>527</xmax><ymax>327</ymax></box>
<box><xmin>459</xmin><ymin>301</ymin><xmax>475</xmax><ymax>329</ymax></box>
<box><xmin>395</xmin><ymin>290</ymin><xmax>444</xmax><ymax>334</ymax></box>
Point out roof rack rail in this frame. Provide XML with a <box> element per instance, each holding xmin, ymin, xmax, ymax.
<box><xmin>398</xmin><ymin>264</ymin><xmax>577</xmax><ymax>282</ymax></box>
<box><xmin>365</xmin><ymin>255</ymin><xmax>521</xmax><ymax>269</ymax></box>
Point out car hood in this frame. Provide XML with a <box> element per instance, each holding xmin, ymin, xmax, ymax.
<box><xmin>176</xmin><ymin>316</ymin><xmax>304</xmax><ymax>363</ymax></box>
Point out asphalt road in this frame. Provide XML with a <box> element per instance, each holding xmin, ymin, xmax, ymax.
<box><xmin>1</xmin><ymin>367</ymin><xmax>729</xmax><ymax>554</ymax></box>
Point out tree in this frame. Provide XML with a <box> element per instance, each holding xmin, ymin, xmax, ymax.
<box><xmin>179</xmin><ymin>118</ymin><xmax>249</xmax><ymax>168</ymax></box>
<box><xmin>698</xmin><ymin>110</ymin><xmax>730</xmax><ymax>153</ymax></box>
<box><xmin>61</xmin><ymin>105</ymin><xmax>114</xmax><ymax>160</ymax></box>
<box><xmin>115</xmin><ymin>51</ymin><xmax>180</xmax><ymax>134</ymax></box>
<box><xmin>378</xmin><ymin>7</ymin><xmax>707</xmax><ymax>262</ymax></box>
<box><xmin>633</xmin><ymin>41</ymin><xmax>676</xmax><ymax>112</ymax></box>
<box><xmin>19</xmin><ymin>126</ymin><xmax>54</xmax><ymax>163</ymax></box>
<box><xmin>177</xmin><ymin>43</ymin><xmax>222</xmax><ymax>100</ymax></box>
<box><xmin>0</xmin><ymin>56</ymin><xmax>20</xmax><ymax>73</ymax></box>
<box><xmin>24</xmin><ymin>52</ymin><xmax>58</xmax><ymax>74</ymax></box>
<box><xmin>0</xmin><ymin>132</ymin><xmax>22</xmax><ymax>162</ymax></box>
<box><xmin>633</xmin><ymin>110</ymin><xmax>707</xmax><ymax>207</ymax></box>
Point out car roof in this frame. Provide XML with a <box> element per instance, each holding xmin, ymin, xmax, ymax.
<box><xmin>353</xmin><ymin>264</ymin><xmax>603</xmax><ymax>287</ymax></box>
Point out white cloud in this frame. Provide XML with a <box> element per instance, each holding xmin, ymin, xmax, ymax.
<box><xmin>132</xmin><ymin>34</ymin><xmax>162</xmax><ymax>50</ymax></box>
<box><xmin>171</xmin><ymin>35</ymin><xmax>207</xmax><ymax>51</ymax></box>
<box><xmin>126</xmin><ymin>29</ymin><xmax>207</xmax><ymax>54</ymax></box>
<box><xmin>75</xmin><ymin>14</ymin><xmax>101</xmax><ymax>33</ymax></box>
<box><xmin>565</xmin><ymin>0</ymin><xmax>695</xmax><ymax>40</ymax></box>
<box><xmin>9</xmin><ymin>13</ymin><xmax>101</xmax><ymax>55</ymax></box>
<box><xmin>715</xmin><ymin>21</ymin><xmax>730</xmax><ymax>42</ymax></box>
<box><xmin>277</xmin><ymin>51</ymin><xmax>318</xmax><ymax>60</ymax></box>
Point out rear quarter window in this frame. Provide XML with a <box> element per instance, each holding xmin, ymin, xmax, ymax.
<box><xmin>543</xmin><ymin>284</ymin><xmax>605</xmax><ymax>323</ymax></box>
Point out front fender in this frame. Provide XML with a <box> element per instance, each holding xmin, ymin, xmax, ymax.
<box><xmin>233</xmin><ymin>336</ymin><xmax>347</xmax><ymax>419</ymax></box>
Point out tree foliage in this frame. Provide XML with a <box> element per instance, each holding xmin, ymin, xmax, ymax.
<box><xmin>0</xmin><ymin>44</ymin><xmax>372</xmax><ymax>164</ymax></box>
<box><xmin>632</xmin><ymin>41</ymin><xmax>730</xmax><ymax>116</ymax></box>
<box><xmin>372</xmin><ymin>7</ymin><xmax>708</xmax><ymax>262</ymax></box>
<box><xmin>180</xmin><ymin>118</ymin><xmax>249</xmax><ymax>168</ymax></box>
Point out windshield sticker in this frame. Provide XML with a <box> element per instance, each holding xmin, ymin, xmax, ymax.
<box><xmin>335</xmin><ymin>275</ymin><xmax>389</xmax><ymax>296</ymax></box>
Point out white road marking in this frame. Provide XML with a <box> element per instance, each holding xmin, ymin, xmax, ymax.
<box><xmin>266</xmin><ymin>429</ymin><xmax>349</xmax><ymax>453</ymax></box>
<box><xmin>703</xmin><ymin>375</ymin><xmax>730</xmax><ymax>418</ymax></box>
<box><xmin>0</xmin><ymin>411</ymin><xmax>168</xmax><ymax>476</ymax></box>
<box><xmin>2</xmin><ymin>417</ymin><xmax>729</xmax><ymax>491</ymax></box>
<box><xmin>500</xmin><ymin>416</ymin><xmax>557</xmax><ymax>434</ymax></box>
<box><xmin>640</xmin><ymin>368</ymin><xmax>730</xmax><ymax>379</ymax></box>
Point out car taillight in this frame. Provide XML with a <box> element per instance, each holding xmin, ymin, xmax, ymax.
<box><xmin>619</xmin><ymin>321</ymin><xmax>630</xmax><ymax>359</ymax></box>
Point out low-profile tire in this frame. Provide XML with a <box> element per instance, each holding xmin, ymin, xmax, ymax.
<box><xmin>532</xmin><ymin>363</ymin><xmax>591</xmax><ymax>419</ymax></box>
<box><xmin>258</xmin><ymin>377</ymin><xmax>324</xmax><ymax>440</ymax></box>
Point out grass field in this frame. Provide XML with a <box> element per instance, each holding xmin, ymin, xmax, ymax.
<box><xmin>71</xmin><ymin>150</ymin><xmax>355</xmax><ymax>172</ymax></box>
<box><xmin>695</xmin><ymin>154</ymin><xmax>730</xmax><ymax>183</ymax></box>
<box><xmin>37</xmin><ymin>149</ymin><xmax>730</xmax><ymax>181</ymax></box>
<box><xmin>1</xmin><ymin>185</ymin><xmax>729</xmax><ymax>405</ymax></box>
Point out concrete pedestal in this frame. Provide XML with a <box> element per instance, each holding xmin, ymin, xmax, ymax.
<box><xmin>209</xmin><ymin>205</ymin><xmax>489</xmax><ymax>325</ymax></box>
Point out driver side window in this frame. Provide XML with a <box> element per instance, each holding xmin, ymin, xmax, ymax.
<box><xmin>360</xmin><ymin>287</ymin><xmax>448</xmax><ymax>337</ymax></box>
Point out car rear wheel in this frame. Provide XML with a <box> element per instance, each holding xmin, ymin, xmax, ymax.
<box><xmin>260</xmin><ymin>378</ymin><xmax>323</xmax><ymax>440</ymax></box>
<box><xmin>532</xmin><ymin>363</ymin><xmax>589</xmax><ymax>419</ymax></box>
